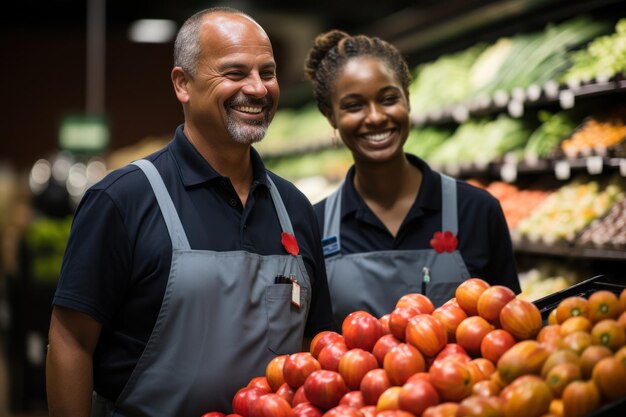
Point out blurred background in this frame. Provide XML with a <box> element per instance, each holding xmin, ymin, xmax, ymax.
<box><xmin>1</xmin><ymin>0</ymin><xmax>626</xmax><ymax>414</ymax></box>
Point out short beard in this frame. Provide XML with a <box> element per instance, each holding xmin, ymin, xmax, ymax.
<box><xmin>226</xmin><ymin>117</ymin><xmax>268</xmax><ymax>145</ymax></box>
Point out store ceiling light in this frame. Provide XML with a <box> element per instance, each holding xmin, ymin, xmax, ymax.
<box><xmin>128</xmin><ymin>19</ymin><xmax>177</xmax><ymax>43</ymax></box>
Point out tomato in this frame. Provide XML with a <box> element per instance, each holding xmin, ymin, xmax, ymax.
<box><xmin>398</xmin><ymin>378</ymin><xmax>440</xmax><ymax>416</ymax></box>
<box><xmin>250</xmin><ymin>393</ymin><xmax>292</xmax><ymax>417</ymax></box>
<box><xmin>497</xmin><ymin>340</ymin><xmax>549</xmax><ymax>385</ymax></box>
<box><xmin>616</xmin><ymin>345</ymin><xmax>626</xmax><ymax>365</ymax></box>
<box><xmin>591</xmin><ymin>356</ymin><xmax>626</xmax><ymax>401</ymax></box>
<box><xmin>555</xmin><ymin>296</ymin><xmax>588</xmax><ymax>324</ymax></box>
<box><xmin>337</xmin><ymin>348</ymin><xmax>378</xmax><ymax>390</ymax></box>
<box><xmin>303</xmin><ymin>370</ymin><xmax>347</xmax><ymax>411</ymax></box>
<box><xmin>292</xmin><ymin>386</ymin><xmax>308</xmax><ymax>407</ymax></box>
<box><xmin>544</xmin><ymin>362</ymin><xmax>582</xmax><ymax>398</ymax></box>
<box><xmin>579</xmin><ymin>345</ymin><xmax>612</xmax><ymax>379</ymax></box>
<box><xmin>536</xmin><ymin>324</ymin><xmax>563</xmax><ymax>348</ymax></box>
<box><xmin>455</xmin><ymin>278</ymin><xmax>490</xmax><ymax>316</ymax></box>
<box><xmin>480</xmin><ymin>329</ymin><xmax>516</xmax><ymax>364</ymax></box>
<box><xmin>379</xmin><ymin>314</ymin><xmax>392</xmax><ymax>335</ymax></box>
<box><xmin>540</xmin><ymin>349</ymin><xmax>580</xmax><ymax>378</ymax></box>
<box><xmin>562</xmin><ymin>331</ymin><xmax>591</xmax><ymax>355</ymax></box>
<box><xmin>322</xmin><ymin>405</ymin><xmax>363</xmax><ymax>417</ymax></box>
<box><xmin>620</xmin><ymin>288</ymin><xmax>626</xmax><ymax>312</ymax></box>
<box><xmin>422</xmin><ymin>402</ymin><xmax>459</xmax><ymax>417</ymax></box>
<box><xmin>590</xmin><ymin>318</ymin><xmax>625</xmax><ymax>351</ymax></box>
<box><xmin>500</xmin><ymin>375</ymin><xmax>552</xmax><ymax>417</ymax></box>
<box><xmin>201</xmin><ymin>413</ymin><xmax>225</xmax><ymax>417</ymax></box>
<box><xmin>405</xmin><ymin>314</ymin><xmax>448</xmax><ymax>358</ymax></box>
<box><xmin>561</xmin><ymin>380</ymin><xmax>600</xmax><ymax>417</ymax></box>
<box><xmin>247</xmin><ymin>376</ymin><xmax>272</xmax><ymax>393</ymax></box>
<box><xmin>456</xmin><ymin>394</ymin><xmax>503</xmax><ymax>417</ymax></box>
<box><xmin>283</xmin><ymin>352</ymin><xmax>322</xmax><ymax>389</ymax></box>
<box><xmin>266</xmin><ymin>355</ymin><xmax>288</xmax><ymax>392</ymax></box>
<box><xmin>376</xmin><ymin>410</ymin><xmax>415</xmax><ymax>417</ymax></box>
<box><xmin>383</xmin><ymin>343</ymin><xmax>426</xmax><ymax>386</ymax></box>
<box><xmin>290</xmin><ymin>402</ymin><xmax>323</xmax><ymax>417</ymax></box>
<box><xmin>396</xmin><ymin>293</ymin><xmax>435</xmax><ymax>314</ymax></box>
<box><xmin>360</xmin><ymin>368</ymin><xmax>392</xmax><ymax>406</ymax></box>
<box><xmin>618</xmin><ymin>310</ymin><xmax>626</xmax><ymax>330</ymax></box>
<box><xmin>275</xmin><ymin>383</ymin><xmax>294</xmax><ymax>405</ymax></box>
<box><xmin>432</xmin><ymin>303</ymin><xmax>468</xmax><ymax>343</ymax></box>
<box><xmin>499</xmin><ymin>298</ymin><xmax>542</xmax><ymax>341</ymax></box>
<box><xmin>372</xmin><ymin>334</ymin><xmax>402</xmax><ymax>367</ymax></box>
<box><xmin>471</xmin><ymin>358</ymin><xmax>496</xmax><ymax>379</ymax></box>
<box><xmin>376</xmin><ymin>386</ymin><xmax>402</xmax><ymax>412</ymax></box>
<box><xmin>559</xmin><ymin>316</ymin><xmax>592</xmax><ymax>336</ymax></box>
<box><xmin>455</xmin><ymin>316</ymin><xmax>494</xmax><ymax>357</ymax></box>
<box><xmin>339</xmin><ymin>391</ymin><xmax>364</xmax><ymax>409</ymax></box>
<box><xmin>471</xmin><ymin>379</ymin><xmax>501</xmax><ymax>397</ymax></box>
<box><xmin>388</xmin><ymin>306</ymin><xmax>420</xmax><ymax>341</ymax></box>
<box><xmin>318</xmin><ymin>340</ymin><xmax>349</xmax><ymax>372</ymax></box>
<box><xmin>232</xmin><ymin>387</ymin><xmax>269</xmax><ymax>417</ymax></box>
<box><xmin>310</xmin><ymin>331</ymin><xmax>343</xmax><ymax>359</ymax></box>
<box><xmin>587</xmin><ymin>290</ymin><xmax>621</xmax><ymax>323</ymax></box>
<box><xmin>359</xmin><ymin>406</ymin><xmax>376</xmax><ymax>417</ymax></box>
<box><xmin>429</xmin><ymin>357</ymin><xmax>473</xmax><ymax>402</ymax></box>
<box><xmin>477</xmin><ymin>285</ymin><xmax>516</xmax><ymax>326</ymax></box>
<box><xmin>548</xmin><ymin>308</ymin><xmax>558</xmax><ymax>325</ymax></box>
<box><xmin>342</xmin><ymin>311</ymin><xmax>384</xmax><ymax>352</ymax></box>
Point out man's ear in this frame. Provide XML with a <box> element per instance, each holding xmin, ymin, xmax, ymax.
<box><xmin>171</xmin><ymin>67</ymin><xmax>190</xmax><ymax>104</ymax></box>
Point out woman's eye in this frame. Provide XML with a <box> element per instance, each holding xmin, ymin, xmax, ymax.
<box><xmin>382</xmin><ymin>95</ymin><xmax>400</xmax><ymax>105</ymax></box>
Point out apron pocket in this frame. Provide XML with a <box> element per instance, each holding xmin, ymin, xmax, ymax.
<box><xmin>426</xmin><ymin>281</ymin><xmax>460</xmax><ymax>308</ymax></box>
<box><xmin>265</xmin><ymin>284</ymin><xmax>310</xmax><ymax>355</ymax></box>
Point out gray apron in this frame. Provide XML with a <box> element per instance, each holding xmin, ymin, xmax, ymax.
<box><xmin>92</xmin><ymin>159</ymin><xmax>311</xmax><ymax>417</ymax></box>
<box><xmin>322</xmin><ymin>174</ymin><xmax>470</xmax><ymax>327</ymax></box>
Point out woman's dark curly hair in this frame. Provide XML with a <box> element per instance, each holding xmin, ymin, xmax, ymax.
<box><xmin>304</xmin><ymin>29</ymin><xmax>412</xmax><ymax>116</ymax></box>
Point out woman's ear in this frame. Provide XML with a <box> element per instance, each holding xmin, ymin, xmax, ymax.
<box><xmin>171</xmin><ymin>67</ymin><xmax>190</xmax><ymax>104</ymax></box>
<box><xmin>324</xmin><ymin>110</ymin><xmax>337</xmax><ymax>129</ymax></box>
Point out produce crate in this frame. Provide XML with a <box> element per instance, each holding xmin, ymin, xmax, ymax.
<box><xmin>532</xmin><ymin>274</ymin><xmax>626</xmax><ymax>417</ymax></box>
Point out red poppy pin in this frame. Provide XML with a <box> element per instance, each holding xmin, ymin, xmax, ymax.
<box><xmin>430</xmin><ymin>230</ymin><xmax>458</xmax><ymax>253</ymax></box>
<box><xmin>281</xmin><ymin>232</ymin><xmax>299</xmax><ymax>256</ymax></box>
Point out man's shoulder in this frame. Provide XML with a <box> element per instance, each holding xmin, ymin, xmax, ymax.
<box><xmin>266</xmin><ymin>171</ymin><xmax>311</xmax><ymax>207</ymax></box>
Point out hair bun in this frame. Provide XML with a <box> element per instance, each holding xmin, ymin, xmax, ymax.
<box><xmin>304</xmin><ymin>29</ymin><xmax>349</xmax><ymax>81</ymax></box>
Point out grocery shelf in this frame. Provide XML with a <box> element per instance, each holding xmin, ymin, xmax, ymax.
<box><xmin>514</xmin><ymin>239</ymin><xmax>626</xmax><ymax>261</ymax></box>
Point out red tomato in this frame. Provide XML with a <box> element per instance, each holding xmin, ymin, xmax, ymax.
<box><xmin>321</xmin><ymin>405</ymin><xmax>363</xmax><ymax>417</ymax></box>
<box><xmin>591</xmin><ymin>356</ymin><xmax>626</xmax><ymax>401</ymax></box>
<box><xmin>292</xmin><ymin>386</ymin><xmax>309</xmax><ymax>407</ymax></box>
<box><xmin>342</xmin><ymin>311</ymin><xmax>384</xmax><ymax>352</ymax></box>
<box><xmin>275</xmin><ymin>383</ymin><xmax>294</xmax><ymax>405</ymax></box>
<box><xmin>428</xmin><ymin>357</ymin><xmax>473</xmax><ymax>402</ymax></box>
<box><xmin>477</xmin><ymin>285</ymin><xmax>516</xmax><ymax>326</ymax></box>
<box><xmin>398</xmin><ymin>378</ymin><xmax>440</xmax><ymax>416</ymax></box>
<box><xmin>455</xmin><ymin>278</ymin><xmax>490</xmax><ymax>316</ymax></box>
<box><xmin>562</xmin><ymin>380</ymin><xmax>600</xmax><ymax>417</ymax></box>
<box><xmin>497</xmin><ymin>340</ymin><xmax>549</xmax><ymax>385</ymax></box>
<box><xmin>318</xmin><ymin>340</ymin><xmax>349</xmax><ymax>372</ymax></box>
<box><xmin>247</xmin><ymin>376</ymin><xmax>272</xmax><ymax>393</ymax></box>
<box><xmin>372</xmin><ymin>334</ymin><xmax>402</xmax><ymax>367</ymax></box>
<box><xmin>338</xmin><ymin>391</ymin><xmax>364</xmax><ymax>409</ymax></box>
<box><xmin>388</xmin><ymin>306</ymin><xmax>420</xmax><ymax>341</ymax></box>
<box><xmin>500</xmin><ymin>375</ymin><xmax>552</xmax><ymax>417</ymax></box>
<box><xmin>359</xmin><ymin>405</ymin><xmax>376</xmax><ymax>417</ymax></box>
<box><xmin>588</xmin><ymin>290</ymin><xmax>621</xmax><ymax>323</ymax></box>
<box><xmin>555</xmin><ymin>296</ymin><xmax>588</xmax><ymax>324</ymax></box>
<box><xmin>480</xmin><ymin>329</ymin><xmax>515</xmax><ymax>364</ymax></box>
<box><xmin>201</xmin><ymin>413</ymin><xmax>226</xmax><ymax>417</ymax></box>
<box><xmin>249</xmin><ymin>393</ymin><xmax>292</xmax><ymax>417</ymax></box>
<box><xmin>396</xmin><ymin>293</ymin><xmax>435</xmax><ymax>314</ymax></box>
<box><xmin>310</xmin><ymin>331</ymin><xmax>343</xmax><ymax>359</ymax></box>
<box><xmin>266</xmin><ymin>355</ymin><xmax>288</xmax><ymax>392</ymax></box>
<box><xmin>383</xmin><ymin>343</ymin><xmax>426</xmax><ymax>386</ymax></box>
<box><xmin>283</xmin><ymin>352</ymin><xmax>322</xmax><ymax>389</ymax></box>
<box><xmin>422</xmin><ymin>402</ymin><xmax>459</xmax><ymax>417</ymax></box>
<box><xmin>379</xmin><ymin>314</ymin><xmax>392</xmax><ymax>335</ymax></box>
<box><xmin>290</xmin><ymin>402</ymin><xmax>323</xmax><ymax>417</ymax></box>
<box><xmin>337</xmin><ymin>348</ymin><xmax>378</xmax><ymax>390</ymax></box>
<box><xmin>303</xmin><ymin>370</ymin><xmax>347</xmax><ymax>411</ymax></box>
<box><xmin>405</xmin><ymin>314</ymin><xmax>448</xmax><ymax>358</ymax></box>
<box><xmin>455</xmin><ymin>316</ymin><xmax>493</xmax><ymax>357</ymax></box>
<box><xmin>360</xmin><ymin>368</ymin><xmax>392</xmax><ymax>406</ymax></box>
<box><xmin>470</xmin><ymin>358</ymin><xmax>495</xmax><ymax>379</ymax></box>
<box><xmin>499</xmin><ymin>298</ymin><xmax>542</xmax><ymax>340</ymax></box>
<box><xmin>232</xmin><ymin>387</ymin><xmax>269</xmax><ymax>417</ymax></box>
<box><xmin>432</xmin><ymin>303</ymin><xmax>467</xmax><ymax>343</ymax></box>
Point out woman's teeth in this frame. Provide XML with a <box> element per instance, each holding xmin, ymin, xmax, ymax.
<box><xmin>363</xmin><ymin>132</ymin><xmax>391</xmax><ymax>142</ymax></box>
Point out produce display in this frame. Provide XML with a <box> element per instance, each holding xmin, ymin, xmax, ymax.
<box><xmin>201</xmin><ymin>279</ymin><xmax>626</xmax><ymax>417</ymax></box>
<box><xmin>559</xmin><ymin>108</ymin><xmax>626</xmax><ymax>158</ymax></box>
<box><xmin>577</xmin><ymin>197</ymin><xmax>626</xmax><ymax>249</ymax></box>
<box><xmin>524</xmin><ymin>111</ymin><xmax>581</xmax><ymax>160</ymax></box>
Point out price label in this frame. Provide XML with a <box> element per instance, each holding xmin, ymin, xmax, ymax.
<box><xmin>620</xmin><ymin>159</ymin><xmax>626</xmax><ymax>177</ymax></box>
<box><xmin>507</xmin><ymin>100</ymin><xmax>524</xmax><ymax>118</ymax></box>
<box><xmin>493</xmin><ymin>90</ymin><xmax>509</xmax><ymax>107</ymax></box>
<box><xmin>554</xmin><ymin>160</ymin><xmax>571</xmax><ymax>180</ymax></box>
<box><xmin>544</xmin><ymin>80</ymin><xmax>559</xmax><ymax>99</ymax></box>
<box><xmin>500</xmin><ymin>163</ymin><xmax>518</xmax><ymax>183</ymax></box>
<box><xmin>526</xmin><ymin>84</ymin><xmax>541</xmax><ymax>101</ymax></box>
<box><xmin>559</xmin><ymin>90</ymin><xmax>575</xmax><ymax>109</ymax></box>
<box><xmin>586</xmin><ymin>156</ymin><xmax>603</xmax><ymax>175</ymax></box>
<box><xmin>451</xmin><ymin>105</ymin><xmax>469</xmax><ymax>123</ymax></box>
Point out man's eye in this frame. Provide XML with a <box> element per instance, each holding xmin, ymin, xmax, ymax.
<box><xmin>261</xmin><ymin>71</ymin><xmax>276</xmax><ymax>80</ymax></box>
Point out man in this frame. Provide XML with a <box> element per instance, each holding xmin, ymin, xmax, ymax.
<box><xmin>46</xmin><ymin>7</ymin><xmax>333</xmax><ymax>416</ymax></box>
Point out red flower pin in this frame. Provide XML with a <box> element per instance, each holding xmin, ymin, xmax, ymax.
<box><xmin>281</xmin><ymin>232</ymin><xmax>299</xmax><ymax>256</ymax></box>
<box><xmin>430</xmin><ymin>230</ymin><xmax>458</xmax><ymax>253</ymax></box>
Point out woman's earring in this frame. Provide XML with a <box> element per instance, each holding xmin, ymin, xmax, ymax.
<box><xmin>332</xmin><ymin>129</ymin><xmax>340</xmax><ymax>147</ymax></box>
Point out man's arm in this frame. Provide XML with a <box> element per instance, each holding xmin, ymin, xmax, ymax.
<box><xmin>46</xmin><ymin>306</ymin><xmax>102</xmax><ymax>417</ymax></box>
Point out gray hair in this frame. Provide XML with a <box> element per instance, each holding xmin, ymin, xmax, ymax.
<box><xmin>173</xmin><ymin>7</ymin><xmax>252</xmax><ymax>78</ymax></box>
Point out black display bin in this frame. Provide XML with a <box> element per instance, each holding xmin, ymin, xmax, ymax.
<box><xmin>532</xmin><ymin>274</ymin><xmax>626</xmax><ymax>417</ymax></box>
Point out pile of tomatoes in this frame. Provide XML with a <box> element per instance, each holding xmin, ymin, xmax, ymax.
<box><xmin>202</xmin><ymin>278</ymin><xmax>626</xmax><ymax>417</ymax></box>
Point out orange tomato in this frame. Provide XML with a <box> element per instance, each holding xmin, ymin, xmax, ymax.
<box><xmin>562</xmin><ymin>380</ymin><xmax>600</xmax><ymax>417</ymax></box>
<box><xmin>579</xmin><ymin>345</ymin><xmax>612</xmax><ymax>379</ymax></box>
<box><xmin>561</xmin><ymin>331</ymin><xmax>591</xmax><ymax>355</ymax></box>
<box><xmin>500</xmin><ymin>375</ymin><xmax>552</xmax><ymax>417</ymax></box>
<box><xmin>559</xmin><ymin>316</ymin><xmax>592</xmax><ymax>336</ymax></box>
<box><xmin>590</xmin><ymin>318</ymin><xmax>625</xmax><ymax>351</ymax></box>
<box><xmin>497</xmin><ymin>340</ymin><xmax>549</xmax><ymax>385</ymax></box>
<box><xmin>544</xmin><ymin>363</ymin><xmax>582</xmax><ymax>398</ymax></box>
<box><xmin>455</xmin><ymin>278</ymin><xmax>490</xmax><ymax>316</ymax></box>
<box><xmin>499</xmin><ymin>298</ymin><xmax>542</xmax><ymax>340</ymax></box>
<box><xmin>540</xmin><ymin>349</ymin><xmax>580</xmax><ymax>378</ymax></box>
<box><xmin>555</xmin><ymin>297</ymin><xmax>588</xmax><ymax>324</ymax></box>
<box><xmin>591</xmin><ymin>356</ymin><xmax>626</xmax><ymax>401</ymax></box>
<box><xmin>587</xmin><ymin>290</ymin><xmax>621</xmax><ymax>323</ymax></box>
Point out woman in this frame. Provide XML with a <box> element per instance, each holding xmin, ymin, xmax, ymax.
<box><xmin>303</xmin><ymin>30</ymin><xmax>520</xmax><ymax>327</ymax></box>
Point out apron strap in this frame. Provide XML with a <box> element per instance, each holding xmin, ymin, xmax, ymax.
<box><xmin>266</xmin><ymin>174</ymin><xmax>296</xmax><ymax>235</ymax></box>
<box><xmin>440</xmin><ymin>173</ymin><xmax>458</xmax><ymax>235</ymax></box>
<box><xmin>323</xmin><ymin>184</ymin><xmax>342</xmax><ymax>239</ymax></box>
<box><xmin>132</xmin><ymin>159</ymin><xmax>191</xmax><ymax>251</ymax></box>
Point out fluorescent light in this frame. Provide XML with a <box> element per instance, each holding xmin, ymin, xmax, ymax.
<box><xmin>128</xmin><ymin>19</ymin><xmax>177</xmax><ymax>43</ymax></box>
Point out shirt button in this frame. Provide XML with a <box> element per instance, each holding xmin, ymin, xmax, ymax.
<box><xmin>229</xmin><ymin>198</ymin><xmax>238</xmax><ymax>207</ymax></box>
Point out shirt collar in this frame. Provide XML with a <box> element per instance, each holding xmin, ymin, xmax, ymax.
<box><xmin>168</xmin><ymin>124</ymin><xmax>270</xmax><ymax>188</ymax></box>
<box><xmin>340</xmin><ymin>153</ymin><xmax>442</xmax><ymax>219</ymax></box>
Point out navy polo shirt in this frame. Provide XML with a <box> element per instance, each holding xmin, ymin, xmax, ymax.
<box><xmin>53</xmin><ymin>125</ymin><xmax>333</xmax><ymax>401</ymax></box>
<box><xmin>314</xmin><ymin>153</ymin><xmax>520</xmax><ymax>292</ymax></box>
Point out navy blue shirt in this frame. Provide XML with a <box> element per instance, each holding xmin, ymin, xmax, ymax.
<box><xmin>314</xmin><ymin>154</ymin><xmax>520</xmax><ymax>292</ymax></box>
<box><xmin>53</xmin><ymin>125</ymin><xmax>333</xmax><ymax>401</ymax></box>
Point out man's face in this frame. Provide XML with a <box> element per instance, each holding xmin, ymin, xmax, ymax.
<box><xmin>185</xmin><ymin>13</ymin><xmax>279</xmax><ymax>145</ymax></box>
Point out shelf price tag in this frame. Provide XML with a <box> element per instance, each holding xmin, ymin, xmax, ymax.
<box><xmin>559</xmin><ymin>90</ymin><xmax>575</xmax><ymax>109</ymax></box>
<box><xmin>620</xmin><ymin>159</ymin><xmax>626</xmax><ymax>177</ymax></box>
<box><xmin>554</xmin><ymin>160</ymin><xmax>571</xmax><ymax>180</ymax></box>
<box><xmin>500</xmin><ymin>163</ymin><xmax>518</xmax><ymax>183</ymax></box>
<box><xmin>507</xmin><ymin>100</ymin><xmax>524</xmax><ymax>118</ymax></box>
<box><xmin>586</xmin><ymin>156</ymin><xmax>603</xmax><ymax>175</ymax></box>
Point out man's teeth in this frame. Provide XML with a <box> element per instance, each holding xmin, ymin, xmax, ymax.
<box><xmin>364</xmin><ymin>132</ymin><xmax>391</xmax><ymax>142</ymax></box>
<box><xmin>234</xmin><ymin>106</ymin><xmax>262</xmax><ymax>114</ymax></box>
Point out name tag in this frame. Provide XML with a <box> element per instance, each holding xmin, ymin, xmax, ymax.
<box><xmin>321</xmin><ymin>235</ymin><xmax>341</xmax><ymax>257</ymax></box>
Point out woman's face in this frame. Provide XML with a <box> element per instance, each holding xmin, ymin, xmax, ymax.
<box><xmin>328</xmin><ymin>56</ymin><xmax>410</xmax><ymax>164</ymax></box>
